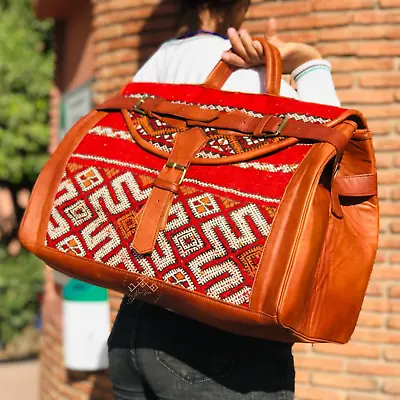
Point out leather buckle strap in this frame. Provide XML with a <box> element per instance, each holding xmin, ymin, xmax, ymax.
<box><xmin>97</xmin><ymin>95</ymin><xmax>219</xmax><ymax>123</ymax></box>
<box><xmin>132</xmin><ymin>127</ymin><xmax>208</xmax><ymax>254</ymax></box>
<box><xmin>166</xmin><ymin>162</ymin><xmax>187</xmax><ymax>185</ymax></box>
<box><xmin>255</xmin><ymin>116</ymin><xmax>290</xmax><ymax>138</ymax></box>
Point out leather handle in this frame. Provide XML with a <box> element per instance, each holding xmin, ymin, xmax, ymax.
<box><xmin>203</xmin><ymin>37</ymin><xmax>282</xmax><ymax>96</ymax></box>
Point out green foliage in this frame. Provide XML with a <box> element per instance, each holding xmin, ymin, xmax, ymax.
<box><xmin>0</xmin><ymin>0</ymin><xmax>54</xmax><ymax>185</ymax></box>
<box><xmin>0</xmin><ymin>247</ymin><xmax>44</xmax><ymax>347</ymax></box>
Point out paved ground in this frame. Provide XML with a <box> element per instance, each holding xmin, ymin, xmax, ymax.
<box><xmin>0</xmin><ymin>358</ymin><xmax>39</xmax><ymax>400</ymax></box>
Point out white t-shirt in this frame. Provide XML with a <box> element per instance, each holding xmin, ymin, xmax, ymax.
<box><xmin>133</xmin><ymin>35</ymin><xmax>341</xmax><ymax>107</ymax></box>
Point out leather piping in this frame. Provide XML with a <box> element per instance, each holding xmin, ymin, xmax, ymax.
<box><xmin>121</xmin><ymin>108</ymin><xmax>300</xmax><ymax>165</ymax></box>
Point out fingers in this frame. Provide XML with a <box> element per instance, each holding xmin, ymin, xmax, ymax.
<box><xmin>264</xmin><ymin>18</ymin><xmax>283</xmax><ymax>48</ymax></box>
<box><xmin>239</xmin><ymin>29</ymin><xmax>260</xmax><ymax>61</ymax></box>
<box><xmin>226</xmin><ymin>27</ymin><xmax>264</xmax><ymax>67</ymax></box>
<box><xmin>252</xmin><ymin>40</ymin><xmax>264</xmax><ymax>57</ymax></box>
<box><xmin>266</xmin><ymin>18</ymin><xmax>277</xmax><ymax>40</ymax></box>
<box><xmin>221</xmin><ymin>52</ymin><xmax>250</xmax><ymax>69</ymax></box>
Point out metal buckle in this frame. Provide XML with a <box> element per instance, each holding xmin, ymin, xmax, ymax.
<box><xmin>166</xmin><ymin>161</ymin><xmax>187</xmax><ymax>185</ymax></box>
<box><xmin>263</xmin><ymin>116</ymin><xmax>290</xmax><ymax>138</ymax></box>
<box><xmin>132</xmin><ymin>96</ymin><xmax>148</xmax><ymax>115</ymax></box>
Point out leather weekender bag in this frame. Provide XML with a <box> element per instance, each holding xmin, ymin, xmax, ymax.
<box><xmin>20</xmin><ymin>41</ymin><xmax>379</xmax><ymax>344</ymax></box>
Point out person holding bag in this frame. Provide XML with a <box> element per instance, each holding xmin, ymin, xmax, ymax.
<box><xmin>107</xmin><ymin>1</ymin><xmax>341</xmax><ymax>399</ymax></box>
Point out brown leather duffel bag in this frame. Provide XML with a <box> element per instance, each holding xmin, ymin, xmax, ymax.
<box><xmin>19</xmin><ymin>42</ymin><xmax>379</xmax><ymax>344</ymax></box>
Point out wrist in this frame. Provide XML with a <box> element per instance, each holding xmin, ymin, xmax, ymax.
<box><xmin>291</xmin><ymin>59</ymin><xmax>331</xmax><ymax>82</ymax></box>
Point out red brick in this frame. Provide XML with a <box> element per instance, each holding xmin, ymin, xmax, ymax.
<box><xmin>379</xmin><ymin>202</ymin><xmax>400</xmax><ymax>216</ymax></box>
<box><xmin>317</xmin><ymin>42</ymin><xmax>358</xmax><ymax>57</ymax></box>
<box><xmin>337</xmin><ymin>89</ymin><xmax>393</xmax><ymax>104</ymax></box>
<box><xmin>389</xmin><ymin>285</ymin><xmax>400</xmax><ymax>298</ymax></box>
<box><xmin>295</xmin><ymin>369</ymin><xmax>310</xmax><ymax>384</ymax></box>
<box><xmin>347</xmin><ymin>395</ymin><xmax>389</xmax><ymax>400</ymax></box>
<box><xmin>94</xmin><ymin>4</ymin><xmax>177</xmax><ymax>26</ymax></box>
<box><xmin>351</xmin><ymin>328</ymin><xmax>400</xmax><ymax>343</ymax></box>
<box><xmin>362</xmin><ymin>105</ymin><xmax>400</xmax><ymax>119</ymax></box>
<box><xmin>383</xmin><ymin>379</ymin><xmax>400</xmax><ymax>395</ymax></box>
<box><xmin>274</xmin><ymin>13</ymin><xmax>353</xmax><ymax>30</ymax></box>
<box><xmin>333</xmin><ymin>74</ymin><xmax>354</xmax><ymax>88</ymax></box>
<box><xmin>373</xmin><ymin>136</ymin><xmax>400</xmax><ymax>151</ymax></box>
<box><xmin>380</xmin><ymin>0</ymin><xmax>400</xmax><ymax>7</ymax></box>
<box><xmin>294</xmin><ymin>355</ymin><xmax>345</xmax><ymax>372</ymax></box>
<box><xmin>355</xmin><ymin>10</ymin><xmax>400</xmax><ymax>24</ymax></box>
<box><xmin>312</xmin><ymin>0</ymin><xmax>376</xmax><ymax>11</ymax></box>
<box><xmin>357</xmin><ymin>41</ymin><xmax>400</xmax><ymax>56</ymax></box>
<box><xmin>312</xmin><ymin>342</ymin><xmax>380</xmax><ymax>358</ymax></box>
<box><xmin>348</xmin><ymin>360</ymin><xmax>400</xmax><ymax>376</ymax></box>
<box><xmin>279</xmin><ymin>31</ymin><xmax>318</xmax><ymax>44</ymax></box>
<box><xmin>389</xmin><ymin>299</ymin><xmax>400</xmax><ymax>312</ymax></box>
<box><xmin>367</xmin><ymin>120</ymin><xmax>393</xmax><ymax>135</ymax></box>
<box><xmin>375</xmin><ymin>250</ymin><xmax>387</xmax><ymax>263</ymax></box>
<box><xmin>362</xmin><ymin>297</ymin><xmax>390</xmax><ymax>312</ymax></box>
<box><xmin>389</xmin><ymin>252</ymin><xmax>400</xmax><ymax>263</ymax></box>
<box><xmin>379</xmin><ymin>186</ymin><xmax>390</xmax><ymax>200</ymax></box>
<box><xmin>357</xmin><ymin>312</ymin><xmax>385</xmax><ymax>328</ymax></box>
<box><xmin>360</xmin><ymin>72</ymin><xmax>400</xmax><ymax>88</ymax></box>
<box><xmin>295</xmin><ymin>385</ymin><xmax>345</xmax><ymax>400</ymax></box>
<box><xmin>384</xmin><ymin>347</ymin><xmax>400</xmax><ymax>361</ymax></box>
<box><xmin>375</xmin><ymin>153</ymin><xmax>393</xmax><ymax>168</ymax></box>
<box><xmin>311</xmin><ymin>372</ymin><xmax>378</xmax><ymax>390</ymax></box>
<box><xmin>293</xmin><ymin>343</ymin><xmax>312</xmax><ymax>353</ymax></box>
<box><xmin>330</xmin><ymin>57</ymin><xmax>393</xmax><ymax>72</ymax></box>
<box><xmin>247</xmin><ymin>1</ymin><xmax>312</xmax><ymax>19</ymax></box>
<box><xmin>378</xmin><ymin>234</ymin><xmax>400</xmax><ymax>248</ymax></box>
<box><xmin>372</xmin><ymin>265</ymin><xmax>400</xmax><ymax>280</ymax></box>
<box><xmin>319</xmin><ymin>25</ymin><xmax>400</xmax><ymax>41</ymax></box>
<box><xmin>388</xmin><ymin>316</ymin><xmax>400</xmax><ymax>329</ymax></box>
<box><xmin>392</xmin><ymin>222</ymin><xmax>400</xmax><ymax>233</ymax></box>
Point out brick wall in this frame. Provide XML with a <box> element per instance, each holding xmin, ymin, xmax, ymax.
<box><xmin>41</xmin><ymin>0</ymin><xmax>399</xmax><ymax>398</ymax></box>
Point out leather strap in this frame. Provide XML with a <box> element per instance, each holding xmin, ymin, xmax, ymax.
<box><xmin>107</xmin><ymin>95</ymin><xmax>352</xmax><ymax>156</ymax></box>
<box><xmin>329</xmin><ymin>121</ymin><xmax>357</xmax><ymax>219</ymax></box>
<box><xmin>203</xmin><ymin>38</ymin><xmax>282</xmax><ymax>95</ymax></box>
<box><xmin>132</xmin><ymin>127</ymin><xmax>208</xmax><ymax>254</ymax></box>
<box><xmin>188</xmin><ymin>111</ymin><xmax>350</xmax><ymax>155</ymax></box>
<box><xmin>97</xmin><ymin>95</ymin><xmax>219</xmax><ymax>122</ymax></box>
<box><xmin>104</xmin><ymin>95</ymin><xmax>353</xmax><ymax>158</ymax></box>
<box><xmin>334</xmin><ymin>174</ymin><xmax>377</xmax><ymax>197</ymax></box>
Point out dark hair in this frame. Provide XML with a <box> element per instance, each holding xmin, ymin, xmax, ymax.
<box><xmin>180</xmin><ymin>0</ymin><xmax>241</xmax><ymax>14</ymax></box>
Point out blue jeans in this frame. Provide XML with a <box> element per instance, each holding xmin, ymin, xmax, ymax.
<box><xmin>108</xmin><ymin>298</ymin><xmax>295</xmax><ymax>400</ymax></box>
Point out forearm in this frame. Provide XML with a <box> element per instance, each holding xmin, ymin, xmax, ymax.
<box><xmin>291</xmin><ymin>60</ymin><xmax>341</xmax><ymax>107</ymax></box>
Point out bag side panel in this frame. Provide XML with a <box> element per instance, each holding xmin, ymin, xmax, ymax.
<box><xmin>299</xmin><ymin>132</ymin><xmax>379</xmax><ymax>343</ymax></box>
<box><xmin>250</xmin><ymin>143</ymin><xmax>336</xmax><ymax>319</ymax></box>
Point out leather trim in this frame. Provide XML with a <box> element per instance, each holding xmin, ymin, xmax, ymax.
<box><xmin>19</xmin><ymin>110</ymin><xmax>107</xmax><ymax>246</ymax></box>
<box><xmin>24</xmin><ymin>240</ymin><xmax>334</xmax><ymax>343</ymax></box>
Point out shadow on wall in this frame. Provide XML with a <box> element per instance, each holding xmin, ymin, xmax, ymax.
<box><xmin>136</xmin><ymin>0</ymin><xmax>180</xmax><ymax>72</ymax></box>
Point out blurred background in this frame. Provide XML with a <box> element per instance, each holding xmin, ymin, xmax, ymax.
<box><xmin>1</xmin><ymin>0</ymin><xmax>400</xmax><ymax>399</ymax></box>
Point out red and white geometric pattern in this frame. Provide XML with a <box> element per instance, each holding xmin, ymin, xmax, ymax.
<box><xmin>45</xmin><ymin>94</ymin><xmax>316</xmax><ymax>307</ymax></box>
